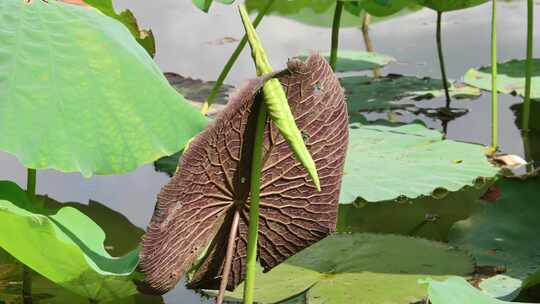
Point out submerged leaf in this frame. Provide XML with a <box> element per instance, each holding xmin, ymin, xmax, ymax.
<box><xmin>0</xmin><ymin>0</ymin><xmax>207</xmax><ymax>176</ymax></box>
<box><xmin>216</xmin><ymin>233</ymin><xmax>475</xmax><ymax>304</ymax></box>
<box><xmin>0</xmin><ymin>181</ymin><xmax>140</xmax><ymax>302</ymax></box>
<box><xmin>342</xmin><ymin>74</ymin><xmax>481</xmax><ymax>112</ymax></box>
<box><xmin>165</xmin><ymin>72</ymin><xmax>234</xmax><ymax>116</ymax></box>
<box><xmin>139</xmin><ymin>53</ymin><xmax>348</xmax><ymax>294</ymax></box>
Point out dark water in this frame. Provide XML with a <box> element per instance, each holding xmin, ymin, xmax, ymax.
<box><xmin>0</xmin><ymin>0</ymin><xmax>538</xmax><ymax>302</ymax></box>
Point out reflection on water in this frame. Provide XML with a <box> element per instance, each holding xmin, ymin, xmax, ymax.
<box><xmin>0</xmin><ymin>0</ymin><xmax>538</xmax><ymax>302</ymax></box>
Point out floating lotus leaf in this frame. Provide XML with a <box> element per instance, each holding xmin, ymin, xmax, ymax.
<box><xmin>300</xmin><ymin>50</ymin><xmax>396</xmax><ymax>73</ymax></box>
<box><xmin>449</xmin><ymin>177</ymin><xmax>540</xmax><ymax>300</ymax></box>
<box><xmin>337</xmin><ymin>184</ymin><xmax>489</xmax><ymax>242</ymax></box>
<box><xmin>0</xmin><ymin>181</ymin><xmax>140</xmax><ymax>302</ymax></box>
<box><xmin>423</xmin><ymin>276</ymin><xmax>532</xmax><ymax>304</ymax></box>
<box><xmin>340</xmin><ymin>121</ymin><xmax>499</xmax><ymax>204</ymax></box>
<box><xmin>464</xmin><ymin>59</ymin><xmax>540</xmax><ymax>99</ymax></box>
<box><xmin>216</xmin><ymin>233</ymin><xmax>475</xmax><ymax>304</ymax></box>
<box><xmin>413</xmin><ymin>0</ymin><xmax>489</xmax><ymax>12</ymax></box>
<box><xmin>139</xmin><ymin>54</ymin><xmax>348</xmax><ymax>294</ymax></box>
<box><xmin>0</xmin><ymin>0</ymin><xmax>207</xmax><ymax>176</ymax></box>
<box><xmin>341</xmin><ymin>74</ymin><xmax>481</xmax><ymax>112</ymax></box>
<box><xmin>165</xmin><ymin>72</ymin><xmax>234</xmax><ymax>116</ymax></box>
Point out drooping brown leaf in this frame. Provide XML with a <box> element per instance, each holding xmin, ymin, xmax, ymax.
<box><xmin>138</xmin><ymin>53</ymin><xmax>348</xmax><ymax>294</ymax></box>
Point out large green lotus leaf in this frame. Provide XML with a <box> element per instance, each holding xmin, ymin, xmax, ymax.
<box><xmin>449</xmin><ymin>177</ymin><xmax>540</xmax><ymax>300</ymax></box>
<box><xmin>337</xmin><ymin>184</ymin><xmax>489</xmax><ymax>241</ymax></box>
<box><xmin>300</xmin><ymin>50</ymin><xmax>396</xmax><ymax>73</ymax></box>
<box><xmin>413</xmin><ymin>0</ymin><xmax>489</xmax><ymax>12</ymax></box>
<box><xmin>423</xmin><ymin>276</ymin><xmax>531</xmax><ymax>304</ymax></box>
<box><xmin>464</xmin><ymin>59</ymin><xmax>540</xmax><ymax>99</ymax></box>
<box><xmin>340</xmin><ymin>122</ymin><xmax>499</xmax><ymax>204</ymax></box>
<box><xmin>0</xmin><ymin>0</ymin><xmax>208</xmax><ymax>177</ymax></box>
<box><xmin>341</xmin><ymin>74</ymin><xmax>481</xmax><ymax>112</ymax></box>
<box><xmin>216</xmin><ymin>233</ymin><xmax>475</xmax><ymax>304</ymax></box>
<box><xmin>80</xmin><ymin>0</ymin><xmax>156</xmax><ymax>57</ymax></box>
<box><xmin>0</xmin><ymin>181</ymin><xmax>140</xmax><ymax>302</ymax></box>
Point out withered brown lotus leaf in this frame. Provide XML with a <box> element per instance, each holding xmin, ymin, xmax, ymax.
<box><xmin>139</xmin><ymin>53</ymin><xmax>348</xmax><ymax>294</ymax></box>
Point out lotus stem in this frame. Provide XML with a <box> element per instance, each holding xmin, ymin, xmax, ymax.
<box><xmin>522</xmin><ymin>0</ymin><xmax>534</xmax><ymax>132</ymax></box>
<box><xmin>330</xmin><ymin>1</ymin><xmax>344</xmax><ymax>71</ymax></box>
<box><xmin>216</xmin><ymin>209</ymin><xmax>241</xmax><ymax>304</ymax></box>
<box><xmin>243</xmin><ymin>102</ymin><xmax>267</xmax><ymax>304</ymax></box>
<box><xmin>491</xmin><ymin>0</ymin><xmax>498</xmax><ymax>149</ymax></box>
<box><xmin>23</xmin><ymin>168</ymin><xmax>36</xmax><ymax>304</ymax></box>
<box><xmin>202</xmin><ymin>0</ymin><xmax>276</xmax><ymax>114</ymax></box>
<box><xmin>361</xmin><ymin>13</ymin><xmax>380</xmax><ymax>78</ymax></box>
<box><xmin>436</xmin><ymin>11</ymin><xmax>451</xmax><ymax>108</ymax></box>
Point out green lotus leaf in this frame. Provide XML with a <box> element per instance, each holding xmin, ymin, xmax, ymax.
<box><xmin>0</xmin><ymin>0</ymin><xmax>208</xmax><ymax>177</ymax></box>
<box><xmin>340</xmin><ymin>121</ymin><xmax>499</xmax><ymax>204</ymax></box>
<box><xmin>464</xmin><ymin>59</ymin><xmax>540</xmax><ymax>99</ymax></box>
<box><xmin>337</xmin><ymin>183</ymin><xmax>489</xmax><ymax>241</ymax></box>
<box><xmin>192</xmin><ymin>0</ymin><xmax>235</xmax><ymax>12</ymax></box>
<box><xmin>423</xmin><ymin>276</ymin><xmax>531</xmax><ymax>304</ymax></box>
<box><xmin>342</xmin><ymin>74</ymin><xmax>481</xmax><ymax>112</ymax></box>
<box><xmin>300</xmin><ymin>50</ymin><xmax>396</xmax><ymax>72</ymax></box>
<box><xmin>360</xmin><ymin>0</ymin><xmax>414</xmax><ymax>16</ymax></box>
<box><xmin>214</xmin><ymin>233</ymin><xmax>475</xmax><ymax>304</ymax></box>
<box><xmin>449</xmin><ymin>177</ymin><xmax>540</xmax><ymax>300</ymax></box>
<box><xmin>413</xmin><ymin>0</ymin><xmax>489</xmax><ymax>12</ymax></box>
<box><xmin>82</xmin><ymin>0</ymin><xmax>156</xmax><ymax>57</ymax></box>
<box><xmin>0</xmin><ymin>181</ymin><xmax>141</xmax><ymax>302</ymax></box>
<box><xmin>245</xmin><ymin>0</ymin><xmax>368</xmax><ymax>28</ymax></box>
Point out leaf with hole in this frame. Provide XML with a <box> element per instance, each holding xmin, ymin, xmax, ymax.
<box><xmin>139</xmin><ymin>53</ymin><xmax>348</xmax><ymax>294</ymax></box>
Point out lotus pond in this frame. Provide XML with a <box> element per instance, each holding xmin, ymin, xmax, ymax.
<box><xmin>0</xmin><ymin>0</ymin><xmax>539</xmax><ymax>303</ymax></box>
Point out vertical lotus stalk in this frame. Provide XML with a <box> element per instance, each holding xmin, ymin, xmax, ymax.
<box><xmin>491</xmin><ymin>0</ymin><xmax>498</xmax><ymax>149</ymax></box>
<box><xmin>435</xmin><ymin>11</ymin><xmax>451</xmax><ymax>108</ymax></box>
<box><xmin>202</xmin><ymin>0</ymin><xmax>276</xmax><ymax>114</ymax></box>
<box><xmin>330</xmin><ymin>1</ymin><xmax>344</xmax><ymax>71</ymax></box>
<box><xmin>361</xmin><ymin>13</ymin><xmax>380</xmax><ymax>78</ymax></box>
<box><xmin>22</xmin><ymin>168</ymin><xmax>36</xmax><ymax>304</ymax></box>
<box><xmin>522</xmin><ymin>0</ymin><xmax>534</xmax><ymax>132</ymax></box>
